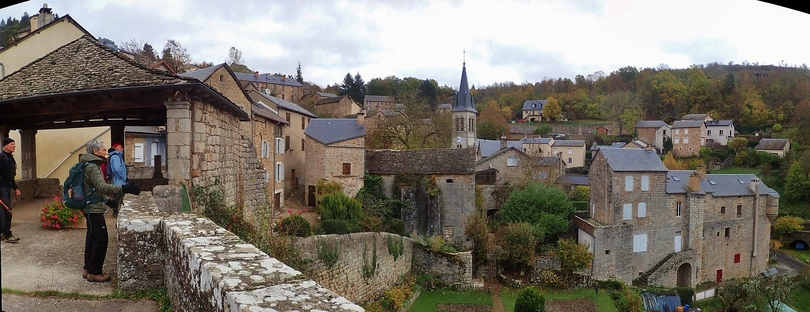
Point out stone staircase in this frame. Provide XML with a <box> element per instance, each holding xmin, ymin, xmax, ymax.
<box><xmin>633</xmin><ymin>253</ymin><xmax>675</xmax><ymax>286</ymax></box>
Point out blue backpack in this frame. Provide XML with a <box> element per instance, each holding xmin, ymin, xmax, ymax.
<box><xmin>63</xmin><ymin>162</ymin><xmax>100</xmax><ymax>209</ymax></box>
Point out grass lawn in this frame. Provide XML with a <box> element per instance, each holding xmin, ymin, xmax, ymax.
<box><xmin>707</xmin><ymin>167</ymin><xmax>761</xmax><ymax>175</ymax></box>
<box><xmin>500</xmin><ymin>287</ymin><xmax>618</xmax><ymax>312</ymax></box>
<box><xmin>559</xmin><ymin>120</ymin><xmax>613</xmax><ymax>126</ymax></box>
<box><xmin>408</xmin><ymin>289</ymin><xmax>492</xmax><ymax>312</ymax></box>
<box><xmin>694</xmin><ymin>285</ymin><xmax>810</xmax><ymax>312</ymax></box>
<box><xmin>781</xmin><ymin>248</ymin><xmax>810</xmax><ymax>264</ymax></box>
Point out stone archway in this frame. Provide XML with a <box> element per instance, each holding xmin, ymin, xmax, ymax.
<box><xmin>788</xmin><ymin>240</ymin><xmax>810</xmax><ymax>250</ymax></box>
<box><xmin>676</xmin><ymin>263</ymin><xmax>692</xmax><ymax>287</ymax></box>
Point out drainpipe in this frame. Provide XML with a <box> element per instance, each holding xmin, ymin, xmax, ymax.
<box><xmin>45</xmin><ymin>128</ymin><xmax>110</xmax><ymax>178</ymax></box>
<box><xmin>750</xmin><ymin>180</ymin><xmax>761</xmax><ymax>277</ymax></box>
<box><xmin>1</xmin><ymin>62</ymin><xmax>5</xmax><ymax>79</ymax></box>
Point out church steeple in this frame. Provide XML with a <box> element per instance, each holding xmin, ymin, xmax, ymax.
<box><xmin>452</xmin><ymin>52</ymin><xmax>478</xmax><ymax>149</ymax></box>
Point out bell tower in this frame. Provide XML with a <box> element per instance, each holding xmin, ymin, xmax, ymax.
<box><xmin>452</xmin><ymin>52</ymin><xmax>478</xmax><ymax>149</ymax></box>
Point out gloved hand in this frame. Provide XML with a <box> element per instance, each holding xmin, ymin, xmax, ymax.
<box><xmin>106</xmin><ymin>199</ymin><xmax>119</xmax><ymax>209</ymax></box>
<box><xmin>121</xmin><ymin>185</ymin><xmax>141</xmax><ymax>195</ymax></box>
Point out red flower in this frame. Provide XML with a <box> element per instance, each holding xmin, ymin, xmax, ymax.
<box><xmin>54</xmin><ymin>224</ymin><xmax>61</xmax><ymax>230</ymax></box>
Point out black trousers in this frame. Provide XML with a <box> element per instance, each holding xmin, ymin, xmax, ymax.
<box><xmin>83</xmin><ymin>213</ymin><xmax>108</xmax><ymax>275</ymax></box>
<box><xmin>0</xmin><ymin>187</ymin><xmax>12</xmax><ymax>238</ymax></box>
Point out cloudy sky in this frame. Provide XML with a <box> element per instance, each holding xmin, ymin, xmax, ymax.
<box><xmin>2</xmin><ymin>0</ymin><xmax>809</xmax><ymax>89</ymax></box>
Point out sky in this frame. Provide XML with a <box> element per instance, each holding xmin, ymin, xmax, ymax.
<box><xmin>2</xmin><ymin>0</ymin><xmax>810</xmax><ymax>89</ymax></box>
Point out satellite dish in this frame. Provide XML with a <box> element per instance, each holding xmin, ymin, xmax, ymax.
<box><xmin>456</xmin><ymin>136</ymin><xmax>462</xmax><ymax>143</ymax></box>
<box><xmin>265</xmin><ymin>88</ymin><xmax>272</xmax><ymax>95</ymax></box>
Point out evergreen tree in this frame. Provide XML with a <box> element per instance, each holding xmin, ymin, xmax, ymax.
<box><xmin>351</xmin><ymin>72</ymin><xmax>366</xmax><ymax>104</ymax></box>
<box><xmin>783</xmin><ymin>162</ymin><xmax>809</xmax><ymax>203</ymax></box>
<box><xmin>338</xmin><ymin>73</ymin><xmax>353</xmax><ymax>97</ymax></box>
<box><xmin>295</xmin><ymin>62</ymin><xmax>303</xmax><ymax>84</ymax></box>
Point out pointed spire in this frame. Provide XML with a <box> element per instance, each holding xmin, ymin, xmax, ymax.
<box><xmin>453</xmin><ymin>50</ymin><xmax>477</xmax><ymax>114</ymax></box>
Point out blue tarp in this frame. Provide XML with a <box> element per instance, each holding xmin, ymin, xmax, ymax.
<box><xmin>656</xmin><ymin>295</ymin><xmax>682</xmax><ymax>312</ymax></box>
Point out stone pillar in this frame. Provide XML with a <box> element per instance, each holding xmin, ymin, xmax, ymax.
<box><xmin>19</xmin><ymin>129</ymin><xmax>37</xmax><ymax>179</ymax></box>
<box><xmin>165</xmin><ymin>101</ymin><xmax>191</xmax><ymax>184</ymax></box>
<box><xmin>110</xmin><ymin>125</ymin><xmax>125</xmax><ymax>148</ymax></box>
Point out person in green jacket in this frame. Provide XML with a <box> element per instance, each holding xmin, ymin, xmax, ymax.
<box><xmin>80</xmin><ymin>140</ymin><xmax>140</xmax><ymax>282</ymax></box>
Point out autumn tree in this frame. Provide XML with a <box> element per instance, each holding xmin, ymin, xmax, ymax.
<box><xmin>417</xmin><ymin>79</ymin><xmax>439</xmax><ymax>111</ymax></box>
<box><xmin>161</xmin><ymin>39</ymin><xmax>192</xmax><ymax>73</ymax></box>
<box><xmin>497</xmin><ymin>222</ymin><xmax>537</xmax><ymax>273</ymax></box>
<box><xmin>619</xmin><ymin>106</ymin><xmax>643</xmax><ymax>136</ymax></box>
<box><xmin>543</xmin><ymin>97</ymin><xmax>562</xmax><ymax>121</ymax></box>
<box><xmin>478</xmin><ymin>101</ymin><xmax>509</xmax><ymax>140</ymax></box>
<box><xmin>727</xmin><ymin>137</ymin><xmax>749</xmax><ymax>154</ymax></box>
<box><xmin>121</xmin><ymin>39</ymin><xmax>159</xmax><ymax>65</ymax></box>
<box><xmin>366</xmin><ymin>101</ymin><xmax>451</xmax><ymax>150</ymax></box>
<box><xmin>554</xmin><ymin>238</ymin><xmax>593</xmax><ymax>275</ymax></box>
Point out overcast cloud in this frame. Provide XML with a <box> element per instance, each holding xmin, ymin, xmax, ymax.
<box><xmin>2</xmin><ymin>0</ymin><xmax>809</xmax><ymax>89</ymax></box>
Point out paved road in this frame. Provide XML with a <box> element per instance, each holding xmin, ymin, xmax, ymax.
<box><xmin>1</xmin><ymin>197</ymin><xmax>159</xmax><ymax>312</ymax></box>
<box><xmin>774</xmin><ymin>249</ymin><xmax>808</xmax><ymax>275</ymax></box>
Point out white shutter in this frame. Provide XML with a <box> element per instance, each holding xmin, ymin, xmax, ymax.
<box><xmin>276</xmin><ymin>138</ymin><xmax>285</xmax><ymax>154</ymax></box>
<box><xmin>638</xmin><ymin>202</ymin><xmax>646</xmax><ymax>218</ymax></box>
<box><xmin>633</xmin><ymin>234</ymin><xmax>648</xmax><ymax>252</ymax></box>
<box><xmin>623</xmin><ymin>204</ymin><xmax>632</xmax><ymax>220</ymax></box>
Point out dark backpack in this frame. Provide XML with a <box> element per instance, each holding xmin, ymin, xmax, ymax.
<box><xmin>101</xmin><ymin>155</ymin><xmax>113</xmax><ymax>183</ymax></box>
<box><xmin>63</xmin><ymin>162</ymin><xmax>100</xmax><ymax>209</ymax></box>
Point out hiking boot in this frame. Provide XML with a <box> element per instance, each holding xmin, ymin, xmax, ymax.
<box><xmin>3</xmin><ymin>235</ymin><xmax>19</xmax><ymax>243</ymax></box>
<box><xmin>86</xmin><ymin>273</ymin><xmax>111</xmax><ymax>282</ymax></box>
<box><xmin>82</xmin><ymin>269</ymin><xmax>88</xmax><ymax>279</ymax></box>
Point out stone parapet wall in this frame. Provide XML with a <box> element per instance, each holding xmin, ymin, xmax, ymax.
<box><xmin>12</xmin><ymin>178</ymin><xmax>59</xmax><ymax>204</ymax></box>
<box><xmin>295</xmin><ymin>233</ymin><xmax>413</xmax><ymax>304</ymax></box>
<box><xmin>117</xmin><ymin>193</ymin><xmax>363</xmax><ymax>311</ymax></box>
<box><xmin>413</xmin><ymin>246</ymin><xmax>473</xmax><ymax>289</ymax></box>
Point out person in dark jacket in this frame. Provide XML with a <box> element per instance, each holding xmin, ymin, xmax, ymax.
<box><xmin>80</xmin><ymin>140</ymin><xmax>140</xmax><ymax>282</ymax></box>
<box><xmin>0</xmin><ymin>137</ymin><xmax>21</xmax><ymax>243</ymax></box>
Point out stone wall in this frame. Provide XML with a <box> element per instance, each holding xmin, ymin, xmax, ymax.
<box><xmin>295</xmin><ymin>233</ymin><xmax>413</xmax><ymax>304</ymax></box>
<box><xmin>117</xmin><ymin>192</ymin><xmax>363</xmax><ymax>311</ymax></box>
<box><xmin>238</xmin><ymin>135</ymin><xmax>270</xmax><ymax>222</ymax></box>
<box><xmin>412</xmin><ymin>246</ymin><xmax>473</xmax><ymax>289</ymax></box>
<box><xmin>12</xmin><ymin>178</ymin><xmax>59</xmax><ymax>204</ymax></box>
<box><xmin>252</xmin><ymin>115</ymin><xmax>284</xmax><ymax>210</ymax></box>
<box><xmin>127</xmin><ymin>164</ymin><xmax>167</xmax><ymax>179</ymax></box>
<box><xmin>399</xmin><ymin>174</ymin><xmax>475</xmax><ymax>249</ymax></box>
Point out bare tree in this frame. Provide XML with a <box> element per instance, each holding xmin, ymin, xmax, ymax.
<box><xmin>161</xmin><ymin>39</ymin><xmax>192</xmax><ymax>73</ymax></box>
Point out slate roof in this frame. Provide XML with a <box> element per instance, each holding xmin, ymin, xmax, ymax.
<box><xmin>304</xmin><ymin>119</ymin><xmax>365</xmax><ymax>145</ymax></box>
<box><xmin>522</xmin><ymin>100</ymin><xmax>548</xmax><ymax>111</ymax></box>
<box><xmin>681</xmin><ymin>113</ymin><xmax>710</xmax><ymax>121</ymax></box>
<box><xmin>0</xmin><ymin>35</ymin><xmax>193</xmax><ymax>101</ymax></box>
<box><xmin>597</xmin><ymin>148</ymin><xmax>668</xmax><ymax>172</ymax></box>
<box><xmin>552</xmin><ymin>140</ymin><xmax>586</xmax><ymax>147</ymax></box>
<box><xmin>635</xmin><ymin>120</ymin><xmax>669</xmax><ymax>128</ymax></box>
<box><xmin>366</xmin><ymin>148</ymin><xmax>476</xmax><ymax>175</ymax></box>
<box><xmin>476</xmin><ymin>146</ymin><xmax>527</xmax><ymax>165</ymax></box>
<box><xmin>317</xmin><ymin>91</ymin><xmax>337</xmax><ymax>98</ymax></box>
<box><xmin>705</xmin><ymin>120</ymin><xmax>734</xmax><ymax>127</ymax></box>
<box><xmin>557</xmin><ymin>174</ymin><xmax>589</xmax><ymax>186</ymax></box>
<box><xmin>537</xmin><ymin>156</ymin><xmax>562</xmax><ymax>166</ymax></box>
<box><xmin>521</xmin><ymin>137</ymin><xmax>553</xmax><ymax>144</ymax></box>
<box><xmin>755</xmin><ymin>138</ymin><xmax>790</xmax><ymax>150</ymax></box>
<box><xmin>364</xmin><ymin>95</ymin><xmax>393</xmax><ymax>102</ymax></box>
<box><xmin>249</xmin><ymin>90</ymin><xmax>317</xmax><ymax>118</ymax></box>
<box><xmin>452</xmin><ymin>64</ymin><xmax>477</xmax><ymax>113</ymax></box>
<box><xmin>624</xmin><ymin>139</ymin><xmax>649</xmax><ymax>148</ymax></box>
<box><xmin>438</xmin><ymin>103</ymin><xmax>452</xmax><ymax>110</ymax></box>
<box><xmin>477</xmin><ymin>140</ymin><xmax>501</xmax><ymax>158</ymax></box>
<box><xmin>506</xmin><ymin>141</ymin><xmax>523</xmax><ymax>150</ymax></box>
<box><xmin>252</xmin><ymin>102</ymin><xmax>288</xmax><ymax>124</ymax></box>
<box><xmin>315</xmin><ymin>95</ymin><xmax>346</xmax><ymax>105</ymax></box>
<box><xmin>672</xmin><ymin>120</ymin><xmax>704</xmax><ymax>128</ymax></box>
<box><xmin>181</xmin><ymin>63</ymin><xmax>224</xmax><ymax>81</ymax></box>
<box><xmin>234</xmin><ymin>72</ymin><xmax>303</xmax><ymax>87</ymax></box>
<box><xmin>666</xmin><ymin>170</ymin><xmax>778</xmax><ymax>197</ymax></box>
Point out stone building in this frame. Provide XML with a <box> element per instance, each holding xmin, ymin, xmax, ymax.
<box><xmin>365</xmin><ymin>148</ymin><xmax>476</xmax><ymax>248</ymax></box>
<box><xmin>364</xmin><ymin>95</ymin><xmax>395</xmax><ymax>112</ymax></box>
<box><xmin>236</xmin><ymin>72</ymin><xmax>303</xmax><ymax>102</ymax></box>
<box><xmin>521</xmin><ymin>137</ymin><xmax>586</xmax><ymax>168</ymax></box>
<box><xmin>313</xmin><ymin>95</ymin><xmax>362</xmax><ymax>118</ymax></box>
<box><xmin>576</xmin><ymin>148</ymin><xmax>778</xmax><ymax>287</ymax></box>
<box><xmin>521</xmin><ymin>100</ymin><xmax>547</xmax><ymax>122</ymax></box>
<box><xmin>304</xmin><ymin>115</ymin><xmax>366</xmax><ymax>206</ymax></box>
<box><xmin>634</xmin><ymin>120</ymin><xmax>670</xmax><ymax>152</ymax></box>
<box><xmin>452</xmin><ymin>62</ymin><xmax>478</xmax><ymax>149</ymax></box>
<box><xmin>671</xmin><ymin>120</ymin><xmax>705</xmax><ymax>157</ymax></box>
<box><xmin>248</xmin><ymin>90</ymin><xmax>317</xmax><ymax>192</ymax></box>
<box><xmin>755</xmin><ymin>138</ymin><xmax>791</xmax><ymax>157</ymax></box>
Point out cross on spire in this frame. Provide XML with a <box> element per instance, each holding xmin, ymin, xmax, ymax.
<box><xmin>463</xmin><ymin>48</ymin><xmax>466</xmax><ymax>65</ymax></box>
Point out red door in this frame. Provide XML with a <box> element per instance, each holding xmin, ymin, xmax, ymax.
<box><xmin>716</xmin><ymin>269</ymin><xmax>723</xmax><ymax>283</ymax></box>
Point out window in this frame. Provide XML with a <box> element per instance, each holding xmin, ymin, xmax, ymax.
<box><xmin>663</xmin><ymin>130</ymin><xmax>667</xmax><ymax>136</ymax></box>
<box><xmin>568</xmin><ymin>148</ymin><xmax>572</xmax><ymax>154</ymax></box>
<box><xmin>623</xmin><ymin>204</ymin><xmax>632</xmax><ymax>220</ymax></box>
<box><xmin>725</xmin><ymin>227</ymin><xmax>730</xmax><ymax>237</ymax></box>
<box><xmin>460</xmin><ymin>118</ymin><xmax>465</xmax><ymax>132</ymax></box>
<box><xmin>507</xmin><ymin>156</ymin><xmax>519</xmax><ymax>167</ymax></box>
<box><xmin>260</xmin><ymin>141</ymin><xmax>269</xmax><ymax>158</ymax></box>
<box><xmin>633</xmin><ymin>234</ymin><xmax>648</xmax><ymax>252</ymax></box>
<box><xmin>641</xmin><ymin>175</ymin><xmax>649</xmax><ymax>191</ymax></box>
<box><xmin>685</xmin><ymin>129</ymin><xmax>689</xmax><ymax>134</ymax></box>
<box><xmin>605</xmin><ymin>250</ymin><xmax>610</xmax><ymax>255</ymax></box>
<box><xmin>133</xmin><ymin>143</ymin><xmax>144</xmax><ymax>163</ymax></box>
<box><xmin>674</xmin><ymin>137</ymin><xmax>680</xmax><ymax>144</ymax></box>
<box><xmin>638</xmin><ymin>202</ymin><xmax>646</xmax><ymax>218</ymax></box>
<box><xmin>218</xmin><ymin>74</ymin><xmax>224</xmax><ymax>82</ymax></box>
<box><xmin>554</xmin><ymin>148</ymin><xmax>558</xmax><ymax>155</ymax></box>
<box><xmin>285</xmin><ymin>112</ymin><xmax>290</xmax><ymax>122</ymax></box>
<box><xmin>276</xmin><ymin>138</ymin><xmax>285</xmax><ymax>154</ymax></box>
<box><xmin>736</xmin><ymin>205</ymin><xmax>742</xmax><ymax>216</ymax></box>
<box><xmin>719</xmin><ymin>130</ymin><xmax>724</xmax><ymax>136</ymax></box>
<box><xmin>676</xmin><ymin>202</ymin><xmax>682</xmax><ymax>217</ymax></box>
<box><xmin>707</xmin><ymin>130</ymin><xmax>712</xmax><ymax>136</ymax></box>
<box><xmin>568</xmin><ymin>157</ymin><xmax>572</xmax><ymax>164</ymax></box>
<box><xmin>625</xmin><ymin>176</ymin><xmax>633</xmax><ymax>191</ymax></box>
<box><xmin>734</xmin><ymin>253</ymin><xmax>741</xmax><ymax>263</ymax></box>
<box><xmin>275</xmin><ymin>163</ymin><xmax>284</xmax><ymax>181</ymax></box>
<box><xmin>342</xmin><ymin>163</ymin><xmax>351</xmax><ymax>175</ymax></box>
<box><xmin>301</xmin><ymin>139</ymin><xmax>305</xmax><ymax>151</ymax></box>
<box><xmin>301</xmin><ymin>116</ymin><xmax>305</xmax><ymax>130</ymax></box>
<box><xmin>684</xmin><ymin>138</ymin><xmax>689</xmax><ymax>144</ymax></box>
<box><xmin>285</xmin><ymin>136</ymin><xmax>290</xmax><ymax>151</ymax></box>
<box><xmin>675</xmin><ymin>129</ymin><xmax>680</xmax><ymax>134</ymax></box>
<box><xmin>720</xmin><ymin>206</ymin><xmax>726</xmax><ymax>214</ymax></box>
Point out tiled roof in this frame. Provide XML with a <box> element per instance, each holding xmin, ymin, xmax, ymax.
<box><xmin>366</xmin><ymin>148</ymin><xmax>476</xmax><ymax>175</ymax></box>
<box><xmin>597</xmin><ymin>148</ymin><xmax>668</xmax><ymax>172</ymax></box>
<box><xmin>666</xmin><ymin>171</ymin><xmax>777</xmax><ymax>197</ymax></box>
<box><xmin>476</xmin><ymin>146</ymin><xmax>527</xmax><ymax>165</ymax></box>
<box><xmin>249</xmin><ymin>90</ymin><xmax>317</xmax><ymax>118</ymax></box>
<box><xmin>316</xmin><ymin>95</ymin><xmax>346</xmax><ymax>105</ymax></box>
<box><xmin>681</xmin><ymin>113</ymin><xmax>710</xmax><ymax>121</ymax></box>
<box><xmin>521</xmin><ymin>137</ymin><xmax>553</xmax><ymax>144</ymax></box>
<box><xmin>522</xmin><ymin>100</ymin><xmax>547</xmax><ymax>111</ymax></box>
<box><xmin>233</xmin><ymin>72</ymin><xmax>303</xmax><ymax>87</ymax></box>
<box><xmin>304</xmin><ymin>119</ymin><xmax>365</xmax><ymax>145</ymax></box>
<box><xmin>705</xmin><ymin>120</ymin><xmax>734</xmax><ymax>127</ymax></box>
<box><xmin>0</xmin><ymin>35</ymin><xmax>192</xmax><ymax>101</ymax></box>
<box><xmin>252</xmin><ymin>102</ymin><xmax>288</xmax><ymax>124</ymax></box>
<box><xmin>181</xmin><ymin>63</ymin><xmax>224</xmax><ymax>82</ymax></box>
<box><xmin>672</xmin><ymin>120</ymin><xmax>704</xmax><ymax>128</ymax></box>
<box><xmin>755</xmin><ymin>138</ymin><xmax>789</xmax><ymax>150</ymax></box>
<box><xmin>635</xmin><ymin>120</ymin><xmax>669</xmax><ymax>128</ymax></box>
<box><xmin>557</xmin><ymin>174</ymin><xmax>589</xmax><ymax>186</ymax></box>
<box><xmin>317</xmin><ymin>91</ymin><xmax>337</xmax><ymax>98</ymax></box>
<box><xmin>364</xmin><ymin>95</ymin><xmax>393</xmax><ymax>102</ymax></box>
<box><xmin>552</xmin><ymin>140</ymin><xmax>585</xmax><ymax>147</ymax></box>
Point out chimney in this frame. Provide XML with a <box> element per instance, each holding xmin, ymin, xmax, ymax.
<box><xmin>696</xmin><ymin>164</ymin><xmax>706</xmax><ymax>179</ymax></box>
<box><xmin>254</xmin><ymin>71</ymin><xmax>259</xmax><ymax>79</ymax></box>
<box><xmin>688</xmin><ymin>171</ymin><xmax>701</xmax><ymax>192</ymax></box>
<box><xmin>645</xmin><ymin>144</ymin><xmax>653</xmax><ymax>152</ymax></box>
<box><xmin>500</xmin><ymin>139</ymin><xmax>507</xmax><ymax>150</ymax></box>
<box><xmin>356</xmin><ymin>109</ymin><xmax>366</xmax><ymax>126</ymax></box>
<box><xmin>31</xmin><ymin>4</ymin><xmax>54</xmax><ymax>32</ymax></box>
<box><xmin>750</xmin><ymin>178</ymin><xmax>761</xmax><ymax>196</ymax></box>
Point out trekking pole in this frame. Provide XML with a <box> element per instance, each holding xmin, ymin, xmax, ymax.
<box><xmin>0</xmin><ymin>197</ymin><xmax>12</xmax><ymax>215</ymax></box>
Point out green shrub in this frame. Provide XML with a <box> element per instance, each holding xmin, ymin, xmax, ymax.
<box><xmin>514</xmin><ymin>286</ymin><xmax>545</xmax><ymax>312</ymax></box>
<box><xmin>385</xmin><ymin>218</ymin><xmax>406</xmax><ymax>235</ymax></box>
<box><xmin>276</xmin><ymin>214</ymin><xmax>311</xmax><ymax>237</ymax></box>
<box><xmin>318</xmin><ymin>192</ymin><xmax>363</xmax><ymax>222</ymax></box>
<box><xmin>359</xmin><ymin>215</ymin><xmax>383</xmax><ymax>232</ymax></box>
<box><xmin>316</xmin><ymin>238</ymin><xmax>339</xmax><ymax>269</ymax></box>
<box><xmin>320</xmin><ymin>219</ymin><xmax>360</xmax><ymax>234</ymax></box>
<box><xmin>774</xmin><ymin>215</ymin><xmax>804</xmax><ymax>236</ymax></box>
